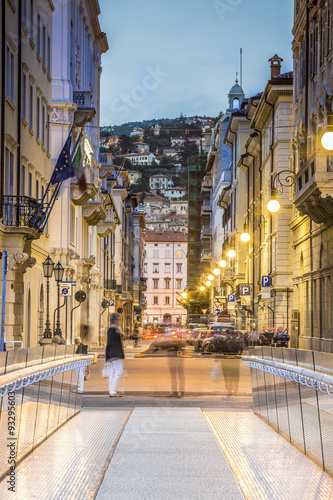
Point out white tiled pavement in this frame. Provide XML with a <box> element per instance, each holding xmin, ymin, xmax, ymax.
<box><xmin>0</xmin><ymin>407</ymin><xmax>333</xmax><ymax>499</ymax></box>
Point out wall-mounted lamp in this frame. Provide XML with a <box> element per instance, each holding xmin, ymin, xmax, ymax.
<box><xmin>240</xmin><ymin>223</ymin><xmax>251</xmax><ymax>242</ymax></box>
<box><xmin>321</xmin><ymin>112</ymin><xmax>333</xmax><ymax>150</ymax></box>
<box><xmin>213</xmin><ymin>268</ymin><xmax>220</xmax><ymax>275</ymax></box>
<box><xmin>200</xmin><ymin>285</ymin><xmax>206</xmax><ymax>291</ymax></box>
<box><xmin>208</xmin><ymin>274</ymin><xmax>214</xmax><ymax>281</ymax></box>
<box><xmin>241</xmin><ymin>212</ymin><xmax>266</xmax><ymax>240</ymax></box>
<box><xmin>227</xmin><ymin>249</ymin><xmax>236</xmax><ymax>258</ymax></box>
<box><xmin>267</xmin><ymin>170</ymin><xmax>296</xmax><ymax>213</ymax></box>
<box><xmin>205</xmin><ymin>280</ymin><xmax>212</xmax><ymax>287</ymax></box>
<box><xmin>219</xmin><ymin>259</ymin><xmax>227</xmax><ymax>268</ymax></box>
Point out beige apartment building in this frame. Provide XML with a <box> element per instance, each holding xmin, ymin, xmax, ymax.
<box><xmin>0</xmin><ymin>0</ymin><xmax>54</xmax><ymax>346</ymax></box>
<box><xmin>291</xmin><ymin>0</ymin><xmax>333</xmax><ymax>352</ymax></box>
<box><xmin>144</xmin><ymin>231</ymin><xmax>187</xmax><ymax>326</ymax></box>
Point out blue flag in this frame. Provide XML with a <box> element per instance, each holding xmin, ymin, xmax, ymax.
<box><xmin>50</xmin><ymin>135</ymin><xmax>75</xmax><ymax>185</ymax></box>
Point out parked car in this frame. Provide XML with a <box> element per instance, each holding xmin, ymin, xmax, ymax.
<box><xmin>202</xmin><ymin>329</ymin><xmax>245</xmax><ymax>355</ymax></box>
<box><xmin>274</xmin><ymin>330</ymin><xmax>290</xmax><ymax>347</ymax></box>
<box><xmin>150</xmin><ymin>330</ymin><xmax>186</xmax><ymax>351</ymax></box>
<box><xmin>257</xmin><ymin>330</ymin><xmax>275</xmax><ymax>346</ymax></box>
<box><xmin>192</xmin><ymin>329</ymin><xmax>212</xmax><ymax>351</ymax></box>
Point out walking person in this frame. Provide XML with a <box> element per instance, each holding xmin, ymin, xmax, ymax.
<box><xmin>74</xmin><ymin>336</ymin><xmax>87</xmax><ymax>393</ymax></box>
<box><xmin>106</xmin><ymin>313</ymin><xmax>125</xmax><ymax>397</ymax></box>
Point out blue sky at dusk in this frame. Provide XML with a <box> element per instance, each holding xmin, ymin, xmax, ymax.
<box><xmin>99</xmin><ymin>0</ymin><xmax>293</xmax><ymax>125</ymax></box>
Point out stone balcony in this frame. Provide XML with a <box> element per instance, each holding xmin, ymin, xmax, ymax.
<box><xmin>201</xmin><ymin>175</ymin><xmax>212</xmax><ymax>192</ymax></box>
<box><xmin>293</xmin><ymin>157</ymin><xmax>333</xmax><ymax>223</ymax></box>
<box><xmin>73</xmin><ymin>91</ymin><xmax>96</xmax><ymax>127</ymax></box>
<box><xmin>200</xmin><ymin>227</ymin><xmax>212</xmax><ymax>239</ymax></box>
<box><xmin>201</xmin><ymin>200</ymin><xmax>212</xmax><ymax>215</ymax></box>
<box><xmin>70</xmin><ymin>179</ymin><xmax>98</xmax><ymax>206</ymax></box>
<box><xmin>82</xmin><ymin>200</ymin><xmax>107</xmax><ymax>225</ymax></box>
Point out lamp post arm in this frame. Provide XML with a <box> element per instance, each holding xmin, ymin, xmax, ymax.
<box><xmin>272</xmin><ymin>169</ymin><xmax>296</xmax><ymax>195</ymax></box>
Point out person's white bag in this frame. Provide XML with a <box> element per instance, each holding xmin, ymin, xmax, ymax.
<box><xmin>210</xmin><ymin>362</ymin><xmax>223</xmax><ymax>381</ymax></box>
<box><xmin>102</xmin><ymin>363</ymin><xmax>110</xmax><ymax>378</ymax></box>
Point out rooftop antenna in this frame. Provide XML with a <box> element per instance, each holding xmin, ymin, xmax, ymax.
<box><xmin>240</xmin><ymin>48</ymin><xmax>243</xmax><ymax>88</ymax></box>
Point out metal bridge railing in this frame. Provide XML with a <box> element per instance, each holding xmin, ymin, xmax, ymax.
<box><xmin>0</xmin><ymin>345</ymin><xmax>93</xmax><ymax>481</ymax></box>
<box><xmin>243</xmin><ymin>347</ymin><xmax>333</xmax><ymax>476</ymax></box>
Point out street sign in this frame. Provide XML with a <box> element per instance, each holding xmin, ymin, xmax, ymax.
<box><xmin>60</xmin><ymin>281</ymin><xmax>76</xmax><ymax>296</ymax></box>
<box><xmin>201</xmin><ymin>309</ymin><xmax>208</xmax><ymax>314</ymax></box>
<box><xmin>110</xmin><ymin>299</ymin><xmax>115</xmax><ymax>306</ymax></box>
<box><xmin>227</xmin><ymin>294</ymin><xmax>235</xmax><ymax>310</ymax></box>
<box><xmin>60</xmin><ymin>285</ymin><xmax>71</xmax><ymax>296</ymax></box>
<box><xmin>240</xmin><ymin>285</ymin><xmax>251</xmax><ymax>295</ymax></box>
<box><xmin>262</xmin><ymin>276</ymin><xmax>271</xmax><ymax>287</ymax></box>
<box><xmin>202</xmin><ymin>315</ymin><xmax>207</xmax><ymax>320</ymax></box>
<box><xmin>75</xmin><ymin>290</ymin><xmax>86</xmax><ymax>302</ymax></box>
<box><xmin>215</xmin><ymin>308</ymin><xmax>221</xmax><ymax>315</ymax></box>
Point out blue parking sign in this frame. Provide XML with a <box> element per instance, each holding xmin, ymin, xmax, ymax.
<box><xmin>262</xmin><ymin>276</ymin><xmax>271</xmax><ymax>287</ymax></box>
<box><xmin>228</xmin><ymin>294</ymin><xmax>235</xmax><ymax>302</ymax></box>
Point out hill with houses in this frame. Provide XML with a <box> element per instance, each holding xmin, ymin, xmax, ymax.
<box><xmin>99</xmin><ymin>114</ymin><xmax>215</xmax><ymax>234</ymax></box>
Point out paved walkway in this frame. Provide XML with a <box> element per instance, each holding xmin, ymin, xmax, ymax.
<box><xmin>0</xmin><ymin>403</ymin><xmax>332</xmax><ymax>499</ymax></box>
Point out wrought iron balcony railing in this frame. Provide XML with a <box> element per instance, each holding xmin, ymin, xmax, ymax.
<box><xmin>104</xmin><ymin>279</ymin><xmax>117</xmax><ymax>290</ymax></box>
<box><xmin>1</xmin><ymin>196</ymin><xmax>46</xmax><ymax>229</ymax></box>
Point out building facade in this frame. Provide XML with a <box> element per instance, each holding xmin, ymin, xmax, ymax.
<box><xmin>291</xmin><ymin>0</ymin><xmax>333</xmax><ymax>352</ymax></box>
<box><xmin>144</xmin><ymin>230</ymin><xmax>187</xmax><ymax>326</ymax></box>
<box><xmin>0</xmin><ymin>0</ymin><xmax>54</xmax><ymax>346</ymax></box>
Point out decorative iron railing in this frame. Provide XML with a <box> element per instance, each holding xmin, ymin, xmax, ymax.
<box><xmin>104</xmin><ymin>279</ymin><xmax>117</xmax><ymax>290</ymax></box>
<box><xmin>1</xmin><ymin>196</ymin><xmax>46</xmax><ymax>229</ymax></box>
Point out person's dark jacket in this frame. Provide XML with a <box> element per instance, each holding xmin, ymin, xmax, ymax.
<box><xmin>106</xmin><ymin>326</ymin><xmax>124</xmax><ymax>360</ymax></box>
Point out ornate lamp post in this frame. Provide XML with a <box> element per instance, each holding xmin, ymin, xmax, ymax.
<box><xmin>53</xmin><ymin>261</ymin><xmax>64</xmax><ymax>337</ymax></box>
<box><xmin>39</xmin><ymin>256</ymin><xmax>55</xmax><ymax>346</ymax></box>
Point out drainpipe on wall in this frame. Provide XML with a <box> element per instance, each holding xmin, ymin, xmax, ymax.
<box><xmin>16</xmin><ymin>0</ymin><xmax>22</xmax><ymax>197</ymax></box>
<box><xmin>1</xmin><ymin>0</ymin><xmax>5</xmax><ymax>214</ymax></box>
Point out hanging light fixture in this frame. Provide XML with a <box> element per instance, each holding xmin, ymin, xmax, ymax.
<box><xmin>321</xmin><ymin>112</ymin><xmax>333</xmax><ymax>150</ymax></box>
<box><xmin>240</xmin><ymin>223</ymin><xmax>250</xmax><ymax>242</ymax></box>
<box><xmin>227</xmin><ymin>249</ymin><xmax>236</xmax><ymax>258</ymax></box>
<box><xmin>267</xmin><ymin>187</ymin><xmax>280</xmax><ymax>213</ymax></box>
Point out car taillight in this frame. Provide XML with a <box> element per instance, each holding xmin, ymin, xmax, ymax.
<box><xmin>172</xmin><ymin>334</ymin><xmax>179</xmax><ymax>339</ymax></box>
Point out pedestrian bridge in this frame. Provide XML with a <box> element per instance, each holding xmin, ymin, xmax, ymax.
<box><xmin>0</xmin><ymin>346</ymin><xmax>332</xmax><ymax>498</ymax></box>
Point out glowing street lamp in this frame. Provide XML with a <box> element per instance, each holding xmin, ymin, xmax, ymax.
<box><xmin>181</xmin><ymin>292</ymin><xmax>187</xmax><ymax>299</ymax></box>
<box><xmin>227</xmin><ymin>249</ymin><xmax>236</xmax><ymax>258</ymax></box>
<box><xmin>321</xmin><ymin>113</ymin><xmax>333</xmax><ymax>150</ymax></box>
<box><xmin>213</xmin><ymin>268</ymin><xmax>220</xmax><ymax>275</ymax></box>
<box><xmin>219</xmin><ymin>259</ymin><xmax>227</xmax><ymax>268</ymax></box>
<box><xmin>267</xmin><ymin>187</ymin><xmax>280</xmax><ymax>213</ymax></box>
<box><xmin>200</xmin><ymin>285</ymin><xmax>206</xmax><ymax>291</ymax></box>
<box><xmin>205</xmin><ymin>280</ymin><xmax>212</xmax><ymax>287</ymax></box>
<box><xmin>240</xmin><ymin>224</ymin><xmax>250</xmax><ymax>242</ymax></box>
<box><xmin>208</xmin><ymin>274</ymin><xmax>214</xmax><ymax>281</ymax></box>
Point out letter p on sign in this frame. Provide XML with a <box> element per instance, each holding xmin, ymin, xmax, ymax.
<box><xmin>262</xmin><ymin>276</ymin><xmax>271</xmax><ymax>287</ymax></box>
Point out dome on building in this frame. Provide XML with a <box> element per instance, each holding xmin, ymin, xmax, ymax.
<box><xmin>227</xmin><ymin>77</ymin><xmax>245</xmax><ymax>112</ymax></box>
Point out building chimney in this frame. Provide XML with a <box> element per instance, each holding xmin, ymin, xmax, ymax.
<box><xmin>269</xmin><ymin>54</ymin><xmax>283</xmax><ymax>80</ymax></box>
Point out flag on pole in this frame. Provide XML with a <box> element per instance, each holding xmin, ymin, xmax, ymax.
<box><xmin>72</xmin><ymin>144</ymin><xmax>87</xmax><ymax>192</ymax></box>
<box><xmin>50</xmin><ymin>135</ymin><xmax>76</xmax><ymax>185</ymax></box>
